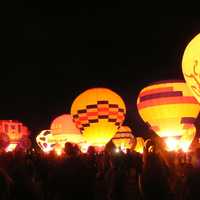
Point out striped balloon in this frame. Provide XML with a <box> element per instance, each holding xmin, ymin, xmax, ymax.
<box><xmin>112</xmin><ymin>126</ymin><xmax>135</xmax><ymax>149</ymax></box>
<box><xmin>71</xmin><ymin>88</ymin><xmax>126</xmax><ymax>147</ymax></box>
<box><xmin>137</xmin><ymin>80</ymin><xmax>200</xmax><ymax>138</ymax></box>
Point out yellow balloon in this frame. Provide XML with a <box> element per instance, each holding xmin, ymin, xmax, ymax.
<box><xmin>137</xmin><ymin>81</ymin><xmax>200</xmax><ymax>138</ymax></box>
<box><xmin>182</xmin><ymin>33</ymin><xmax>200</xmax><ymax>103</ymax></box>
<box><xmin>112</xmin><ymin>126</ymin><xmax>135</xmax><ymax>149</ymax></box>
<box><xmin>71</xmin><ymin>88</ymin><xmax>126</xmax><ymax>147</ymax></box>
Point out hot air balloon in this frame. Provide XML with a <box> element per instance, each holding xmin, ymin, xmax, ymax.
<box><xmin>36</xmin><ymin>130</ymin><xmax>53</xmax><ymax>153</ymax></box>
<box><xmin>112</xmin><ymin>126</ymin><xmax>135</xmax><ymax>151</ymax></box>
<box><xmin>137</xmin><ymin>80</ymin><xmax>200</xmax><ymax>151</ymax></box>
<box><xmin>0</xmin><ymin>120</ymin><xmax>30</xmax><ymax>152</ymax></box>
<box><xmin>36</xmin><ymin>114</ymin><xmax>85</xmax><ymax>153</ymax></box>
<box><xmin>71</xmin><ymin>88</ymin><xmax>126</xmax><ymax>147</ymax></box>
<box><xmin>50</xmin><ymin>114</ymin><xmax>85</xmax><ymax>146</ymax></box>
<box><xmin>134</xmin><ymin>137</ymin><xmax>145</xmax><ymax>154</ymax></box>
<box><xmin>182</xmin><ymin>33</ymin><xmax>200</xmax><ymax>103</ymax></box>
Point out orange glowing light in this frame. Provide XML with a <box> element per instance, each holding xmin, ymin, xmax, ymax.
<box><xmin>165</xmin><ymin>137</ymin><xmax>179</xmax><ymax>151</ymax></box>
<box><xmin>134</xmin><ymin>137</ymin><xmax>145</xmax><ymax>154</ymax></box>
<box><xmin>80</xmin><ymin>143</ymin><xmax>89</xmax><ymax>153</ymax></box>
<box><xmin>54</xmin><ymin>143</ymin><xmax>63</xmax><ymax>156</ymax></box>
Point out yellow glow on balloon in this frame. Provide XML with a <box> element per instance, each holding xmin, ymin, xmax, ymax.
<box><xmin>182</xmin><ymin>33</ymin><xmax>200</xmax><ymax>103</ymax></box>
<box><xmin>50</xmin><ymin>114</ymin><xmax>85</xmax><ymax>144</ymax></box>
<box><xmin>137</xmin><ymin>81</ymin><xmax>200</xmax><ymax>138</ymax></box>
<box><xmin>71</xmin><ymin>88</ymin><xmax>126</xmax><ymax>147</ymax></box>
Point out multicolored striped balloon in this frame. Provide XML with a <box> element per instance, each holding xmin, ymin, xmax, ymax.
<box><xmin>112</xmin><ymin>126</ymin><xmax>135</xmax><ymax>150</ymax></box>
<box><xmin>71</xmin><ymin>88</ymin><xmax>126</xmax><ymax>147</ymax></box>
<box><xmin>137</xmin><ymin>80</ymin><xmax>200</xmax><ymax>138</ymax></box>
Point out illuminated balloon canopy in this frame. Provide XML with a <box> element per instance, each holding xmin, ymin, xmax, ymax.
<box><xmin>71</xmin><ymin>88</ymin><xmax>126</xmax><ymax>147</ymax></box>
<box><xmin>182</xmin><ymin>33</ymin><xmax>200</xmax><ymax>103</ymax></box>
<box><xmin>50</xmin><ymin>114</ymin><xmax>85</xmax><ymax>145</ymax></box>
<box><xmin>0</xmin><ymin>120</ymin><xmax>30</xmax><ymax>152</ymax></box>
<box><xmin>112</xmin><ymin>126</ymin><xmax>135</xmax><ymax>150</ymax></box>
<box><xmin>36</xmin><ymin>130</ymin><xmax>53</xmax><ymax>153</ymax></box>
<box><xmin>137</xmin><ymin>80</ymin><xmax>200</xmax><ymax>140</ymax></box>
<box><xmin>36</xmin><ymin>114</ymin><xmax>85</xmax><ymax>153</ymax></box>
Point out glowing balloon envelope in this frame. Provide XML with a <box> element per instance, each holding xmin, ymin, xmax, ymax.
<box><xmin>71</xmin><ymin>88</ymin><xmax>126</xmax><ymax>147</ymax></box>
<box><xmin>36</xmin><ymin>130</ymin><xmax>53</xmax><ymax>153</ymax></box>
<box><xmin>112</xmin><ymin>126</ymin><xmax>135</xmax><ymax>150</ymax></box>
<box><xmin>36</xmin><ymin>114</ymin><xmax>85</xmax><ymax>153</ymax></box>
<box><xmin>137</xmin><ymin>81</ymin><xmax>200</xmax><ymax>140</ymax></box>
<box><xmin>50</xmin><ymin>114</ymin><xmax>85</xmax><ymax>145</ymax></box>
<box><xmin>182</xmin><ymin>33</ymin><xmax>200</xmax><ymax>103</ymax></box>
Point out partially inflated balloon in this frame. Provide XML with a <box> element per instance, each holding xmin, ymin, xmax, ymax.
<box><xmin>112</xmin><ymin>126</ymin><xmax>135</xmax><ymax>150</ymax></box>
<box><xmin>137</xmin><ymin>81</ymin><xmax>200</xmax><ymax>139</ymax></box>
<box><xmin>182</xmin><ymin>33</ymin><xmax>200</xmax><ymax>103</ymax></box>
<box><xmin>50</xmin><ymin>114</ymin><xmax>85</xmax><ymax>145</ymax></box>
<box><xmin>71</xmin><ymin>88</ymin><xmax>126</xmax><ymax>147</ymax></box>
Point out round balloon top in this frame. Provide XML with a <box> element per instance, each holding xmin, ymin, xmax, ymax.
<box><xmin>71</xmin><ymin>88</ymin><xmax>126</xmax><ymax>114</ymax></box>
<box><xmin>137</xmin><ymin>80</ymin><xmax>200</xmax><ymax>138</ymax></box>
<box><xmin>71</xmin><ymin>88</ymin><xmax>126</xmax><ymax>147</ymax></box>
<box><xmin>182</xmin><ymin>33</ymin><xmax>200</xmax><ymax>103</ymax></box>
<box><xmin>50</xmin><ymin>114</ymin><xmax>80</xmax><ymax>135</ymax></box>
<box><xmin>116</xmin><ymin>126</ymin><xmax>132</xmax><ymax>133</ymax></box>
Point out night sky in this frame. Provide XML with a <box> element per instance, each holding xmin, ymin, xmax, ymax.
<box><xmin>2</xmin><ymin>4</ymin><xmax>200</xmax><ymax>140</ymax></box>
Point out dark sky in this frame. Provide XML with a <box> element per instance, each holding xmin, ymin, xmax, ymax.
<box><xmin>2</xmin><ymin>3</ymin><xmax>200</xmax><ymax>139</ymax></box>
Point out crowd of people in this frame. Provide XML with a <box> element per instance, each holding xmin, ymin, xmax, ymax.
<box><xmin>1</xmin><ymin>140</ymin><xmax>200</xmax><ymax>200</ymax></box>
